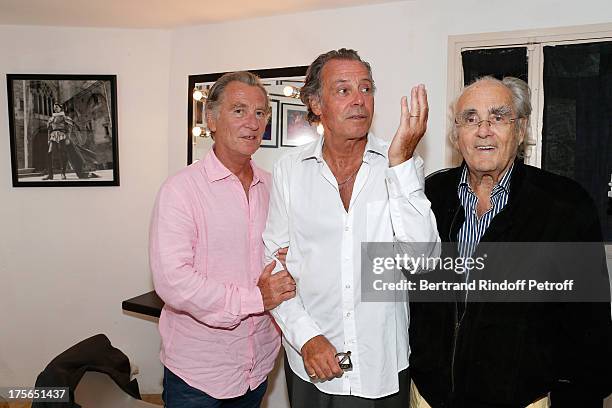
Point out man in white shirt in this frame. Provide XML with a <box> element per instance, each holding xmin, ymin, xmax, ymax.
<box><xmin>263</xmin><ymin>48</ymin><xmax>440</xmax><ymax>407</ymax></box>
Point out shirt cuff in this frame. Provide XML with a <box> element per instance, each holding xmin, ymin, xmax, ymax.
<box><xmin>240</xmin><ymin>286</ymin><xmax>264</xmax><ymax>315</ymax></box>
<box><xmin>385</xmin><ymin>156</ymin><xmax>424</xmax><ymax>197</ymax></box>
<box><xmin>292</xmin><ymin>316</ymin><xmax>323</xmax><ymax>353</ymax></box>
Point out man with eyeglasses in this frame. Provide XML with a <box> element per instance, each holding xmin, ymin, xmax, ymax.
<box><xmin>263</xmin><ymin>48</ymin><xmax>440</xmax><ymax>408</ymax></box>
<box><xmin>409</xmin><ymin>76</ymin><xmax>612</xmax><ymax>407</ymax></box>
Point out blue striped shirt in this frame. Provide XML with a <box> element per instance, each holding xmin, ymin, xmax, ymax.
<box><xmin>457</xmin><ymin>164</ymin><xmax>514</xmax><ymax>259</ymax></box>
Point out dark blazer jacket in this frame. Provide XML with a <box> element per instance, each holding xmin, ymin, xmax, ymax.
<box><xmin>409</xmin><ymin>161</ymin><xmax>612</xmax><ymax>408</ymax></box>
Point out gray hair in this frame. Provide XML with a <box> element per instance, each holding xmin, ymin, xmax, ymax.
<box><xmin>300</xmin><ymin>48</ymin><xmax>375</xmax><ymax>124</ymax></box>
<box><xmin>449</xmin><ymin>76</ymin><xmax>531</xmax><ymax>156</ymax></box>
<box><xmin>205</xmin><ymin>71</ymin><xmax>270</xmax><ymax>121</ymax></box>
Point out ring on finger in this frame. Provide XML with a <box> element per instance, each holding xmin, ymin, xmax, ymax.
<box><xmin>308</xmin><ymin>372</ymin><xmax>317</xmax><ymax>378</ymax></box>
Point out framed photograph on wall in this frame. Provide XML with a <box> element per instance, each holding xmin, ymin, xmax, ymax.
<box><xmin>281</xmin><ymin>102</ymin><xmax>320</xmax><ymax>147</ymax></box>
<box><xmin>261</xmin><ymin>99</ymin><xmax>279</xmax><ymax>148</ymax></box>
<box><xmin>6</xmin><ymin>74</ymin><xmax>119</xmax><ymax>187</ymax></box>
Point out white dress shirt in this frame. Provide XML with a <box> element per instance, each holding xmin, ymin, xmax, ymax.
<box><xmin>263</xmin><ymin>134</ymin><xmax>440</xmax><ymax>398</ymax></box>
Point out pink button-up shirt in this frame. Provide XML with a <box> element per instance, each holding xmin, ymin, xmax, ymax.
<box><xmin>150</xmin><ymin>148</ymin><xmax>280</xmax><ymax>399</ymax></box>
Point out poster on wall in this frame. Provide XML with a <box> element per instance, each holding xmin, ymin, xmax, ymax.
<box><xmin>281</xmin><ymin>102</ymin><xmax>320</xmax><ymax>147</ymax></box>
<box><xmin>6</xmin><ymin>74</ymin><xmax>119</xmax><ymax>187</ymax></box>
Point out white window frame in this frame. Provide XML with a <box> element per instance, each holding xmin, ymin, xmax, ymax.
<box><xmin>447</xmin><ymin>23</ymin><xmax>612</xmax><ymax>167</ymax></box>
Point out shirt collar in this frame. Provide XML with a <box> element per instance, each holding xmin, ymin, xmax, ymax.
<box><xmin>495</xmin><ymin>163</ymin><xmax>514</xmax><ymax>194</ymax></box>
<box><xmin>364</xmin><ymin>133</ymin><xmax>388</xmax><ymax>160</ymax></box>
<box><xmin>458</xmin><ymin>162</ymin><xmax>514</xmax><ymax>196</ymax></box>
<box><xmin>298</xmin><ymin>134</ymin><xmax>324</xmax><ymax>162</ymax></box>
<box><xmin>298</xmin><ymin>132</ymin><xmax>387</xmax><ymax>163</ymax></box>
<box><xmin>201</xmin><ymin>146</ymin><xmax>265</xmax><ymax>186</ymax></box>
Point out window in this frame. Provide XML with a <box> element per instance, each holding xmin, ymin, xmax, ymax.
<box><xmin>449</xmin><ymin>24</ymin><xmax>612</xmax><ymax>240</ymax></box>
<box><xmin>462</xmin><ymin>47</ymin><xmax>528</xmax><ymax>84</ymax></box>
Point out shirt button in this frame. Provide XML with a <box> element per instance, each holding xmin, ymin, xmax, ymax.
<box><xmin>344</xmin><ymin>226</ymin><xmax>349</xmax><ymax>231</ymax></box>
<box><xmin>345</xmin><ymin>284</ymin><xmax>351</xmax><ymax>289</ymax></box>
<box><xmin>346</xmin><ymin>312</ymin><xmax>351</xmax><ymax>318</ymax></box>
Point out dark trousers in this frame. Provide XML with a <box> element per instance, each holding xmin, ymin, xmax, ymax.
<box><xmin>162</xmin><ymin>367</ymin><xmax>268</xmax><ymax>408</ymax></box>
<box><xmin>284</xmin><ymin>356</ymin><xmax>410</xmax><ymax>408</ymax></box>
<box><xmin>46</xmin><ymin>140</ymin><xmax>66</xmax><ymax>179</ymax></box>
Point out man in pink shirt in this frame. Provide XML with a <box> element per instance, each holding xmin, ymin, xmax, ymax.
<box><xmin>150</xmin><ymin>71</ymin><xmax>296</xmax><ymax>408</ymax></box>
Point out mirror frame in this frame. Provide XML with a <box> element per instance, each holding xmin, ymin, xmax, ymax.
<box><xmin>187</xmin><ymin>65</ymin><xmax>309</xmax><ymax>165</ymax></box>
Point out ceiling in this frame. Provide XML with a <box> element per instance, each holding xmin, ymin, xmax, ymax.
<box><xmin>0</xmin><ymin>0</ymin><xmax>400</xmax><ymax>29</ymax></box>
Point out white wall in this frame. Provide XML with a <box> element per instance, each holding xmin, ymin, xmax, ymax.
<box><xmin>0</xmin><ymin>25</ymin><xmax>172</xmax><ymax>392</ymax></box>
<box><xmin>2</xmin><ymin>0</ymin><xmax>612</xmax><ymax>404</ymax></box>
<box><xmin>169</xmin><ymin>0</ymin><xmax>612</xmax><ymax>174</ymax></box>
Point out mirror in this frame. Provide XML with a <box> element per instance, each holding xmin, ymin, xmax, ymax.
<box><xmin>188</xmin><ymin>66</ymin><xmax>317</xmax><ymax>164</ymax></box>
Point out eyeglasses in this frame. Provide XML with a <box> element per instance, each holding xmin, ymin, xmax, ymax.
<box><xmin>335</xmin><ymin>351</ymin><xmax>352</xmax><ymax>370</ymax></box>
<box><xmin>455</xmin><ymin>114</ymin><xmax>518</xmax><ymax>130</ymax></box>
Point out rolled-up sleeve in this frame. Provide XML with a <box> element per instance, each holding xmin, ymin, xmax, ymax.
<box><xmin>150</xmin><ymin>182</ymin><xmax>263</xmax><ymax>329</ymax></box>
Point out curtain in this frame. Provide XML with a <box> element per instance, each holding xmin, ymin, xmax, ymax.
<box><xmin>462</xmin><ymin>47</ymin><xmax>528</xmax><ymax>85</ymax></box>
<box><xmin>543</xmin><ymin>42</ymin><xmax>612</xmax><ymax>240</ymax></box>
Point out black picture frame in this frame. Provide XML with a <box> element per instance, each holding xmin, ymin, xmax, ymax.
<box><xmin>280</xmin><ymin>102</ymin><xmax>320</xmax><ymax>147</ymax></box>
<box><xmin>7</xmin><ymin>74</ymin><xmax>119</xmax><ymax>187</ymax></box>
<box><xmin>187</xmin><ymin>66</ymin><xmax>308</xmax><ymax>164</ymax></box>
<box><xmin>261</xmin><ymin>99</ymin><xmax>280</xmax><ymax>148</ymax></box>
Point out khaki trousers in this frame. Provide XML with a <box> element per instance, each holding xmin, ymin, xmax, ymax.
<box><xmin>409</xmin><ymin>380</ymin><xmax>549</xmax><ymax>408</ymax></box>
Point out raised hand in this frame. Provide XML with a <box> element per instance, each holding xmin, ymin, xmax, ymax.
<box><xmin>388</xmin><ymin>84</ymin><xmax>429</xmax><ymax>166</ymax></box>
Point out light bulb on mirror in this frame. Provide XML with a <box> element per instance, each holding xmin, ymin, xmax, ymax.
<box><xmin>192</xmin><ymin>126</ymin><xmax>203</xmax><ymax>137</ymax></box>
<box><xmin>283</xmin><ymin>86</ymin><xmax>293</xmax><ymax>97</ymax></box>
<box><xmin>316</xmin><ymin>123</ymin><xmax>324</xmax><ymax>135</ymax></box>
<box><xmin>283</xmin><ymin>85</ymin><xmax>300</xmax><ymax>98</ymax></box>
<box><xmin>193</xmin><ymin>89</ymin><xmax>204</xmax><ymax>101</ymax></box>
